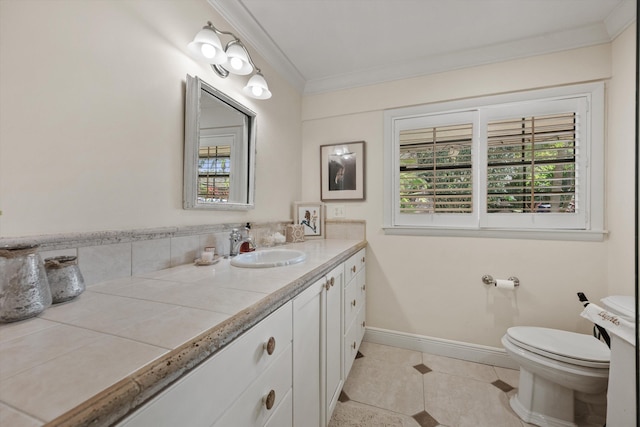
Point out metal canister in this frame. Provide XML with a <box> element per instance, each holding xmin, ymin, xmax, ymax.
<box><xmin>0</xmin><ymin>245</ymin><xmax>52</xmax><ymax>322</ymax></box>
<box><xmin>44</xmin><ymin>256</ymin><xmax>85</xmax><ymax>304</ymax></box>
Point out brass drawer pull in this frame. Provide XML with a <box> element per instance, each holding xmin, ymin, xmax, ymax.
<box><xmin>361</xmin><ymin>256</ymin><xmax>365</xmax><ymax>263</ymax></box>
<box><xmin>351</xmin><ymin>299</ymin><xmax>356</xmax><ymax>307</ymax></box>
<box><xmin>330</xmin><ymin>277</ymin><xmax>335</xmax><ymax>287</ymax></box>
<box><xmin>361</xmin><ymin>284</ymin><xmax>366</xmax><ymax>291</ymax></box>
<box><xmin>362</xmin><ymin>321</ymin><xmax>366</xmax><ymax>328</ymax></box>
<box><xmin>264</xmin><ymin>389</ymin><xmax>276</xmax><ymax>410</ymax></box>
<box><xmin>352</xmin><ymin>341</ymin><xmax>356</xmax><ymax>350</ymax></box>
<box><xmin>351</xmin><ymin>265</ymin><xmax>356</xmax><ymax>273</ymax></box>
<box><xmin>325</xmin><ymin>281</ymin><xmax>330</xmax><ymax>291</ymax></box>
<box><xmin>264</xmin><ymin>336</ymin><xmax>276</xmax><ymax>355</ymax></box>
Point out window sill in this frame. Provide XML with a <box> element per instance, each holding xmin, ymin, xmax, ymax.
<box><xmin>382</xmin><ymin>226</ymin><xmax>607</xmax><ymax>242</ymax></box>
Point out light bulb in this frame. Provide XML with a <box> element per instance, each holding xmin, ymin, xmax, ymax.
<box><xmin>229</xmin><ymin>57</ymin><xmax>243</xmax><ymax>70</ymax></box>
<box><xmin>251</xmin><ymin>85</ymin><xmax>263</xmax><ymax>97</ymax></box>
<box><xmin>200</xmin><ymin>43</ymin><xmax>216</xmax><ymax>59</ymax></box>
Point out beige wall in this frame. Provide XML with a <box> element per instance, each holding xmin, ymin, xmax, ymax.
<box><xmin>607</xmin><ymin>23</ymin><xmax>637</xmax><ymax>296</ymax></box>
<box><xmin>0</xmin><ymin>0</ymin><xmax>302</xmax><ymax>238</ymax></box>
<box><xmin>302</xmin><ymin>28</ymin><xmax>636</xmax><ymax>347</ymax></box>
<box><xmin>0</xmin><ymin>1</ymin><xmax>635</xmax><ymax>349</ymax></box>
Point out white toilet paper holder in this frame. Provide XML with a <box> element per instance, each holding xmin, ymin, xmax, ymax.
<box><xmin>482</xmin><ymin>275</ymin><xmax>520</xmax><ymax>287</ymax></box>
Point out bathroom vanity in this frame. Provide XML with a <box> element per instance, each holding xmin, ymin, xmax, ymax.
<box><xmin>0</xmin><ymin>239</ymin><xmax>366</xmax><ymax>427</ymax></box>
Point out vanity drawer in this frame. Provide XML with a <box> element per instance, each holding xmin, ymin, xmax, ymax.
<box><xmin>213</xmin><ymin>344</ymin><xmax>292</xmax><ymax>427</ymax></box>
<box><xmin>117</xmin><ymin>302</ymin><xmax>292</xmax><ymax>427</ymax></box>
<box><xmin>264</xmin><ymin>389</ymin><xmax>292</xmax><ymax>427</ymax></box>
<box><xmin>344</xmin><ymin>249</ymin><xmax>366</xmax><ymax>284</ymax></box>
<box><xmin>344</xmin><ymin>270</ymin><xmax>365</xmax><ymax>333</ymax></box>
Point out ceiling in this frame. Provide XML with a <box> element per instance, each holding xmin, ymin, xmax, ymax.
<box><xmin>209</xmin><ymin>0</ymin><xmax>636</xmax><ymax>95</ymax></box>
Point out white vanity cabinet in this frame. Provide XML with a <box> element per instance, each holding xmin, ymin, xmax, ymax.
<box><xmin>343</xmin><ymin>249</ymin><xmax>366</xmax><ymax>378</ymax></box>
<box><xmin>117</xmin><ymin>302</ymin><xmax>293</xmax><ymax>427</ymax></box>
<box><xmin>116</xmin><ymin>245</ymin><xmax>365</xmax><ymax>427</ymax></box>
<box><xmin>292</xmin><ymin>264</ymin><xmax>344</xmax><ymax>427</ymax></box>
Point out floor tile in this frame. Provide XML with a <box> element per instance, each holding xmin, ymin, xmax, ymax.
<box><xmin>359</xmin><ymin>341</ymin><xmax>423</xmax><ymax>366</ymax></box>
<box><xmin>331</xmin><ymin>342</ymin><xmax>596</xmax><ymax>427</ymax></box>
<box><xmin>412</xmin><ymin>410</ymin><xmax>439</xmax><ymax>427</ymax></box>
<box><xmin>495</xmin><ymin>365</ymin><xmax>520</xmax><ymax>388</ymax></box>
<box><xmin>329</xmin><ymin>401</ymin><xmax>421</xmax><ymax>427</ymax></box>
<box><xmin>343</xmin><ymin>352</ymin><xmax>425</xmax><ymax>416</ymax></box>
<box><xmin>421</xmin><ymin>352</ymin><xmax>499</xmax><ymax>383</ymax></box>
<box><xmin>423</xmin><ymin>371</ymin><xmax>523</xmax><ymax>427</ymax></box>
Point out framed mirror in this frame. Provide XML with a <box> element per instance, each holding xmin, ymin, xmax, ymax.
<box><xmin>184</xmin><ymin>75</ymin><xmax>256</xmax><ymax>210</ymax></box>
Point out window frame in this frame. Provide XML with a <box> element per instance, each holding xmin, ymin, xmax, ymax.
<box><xmin>383</xmin><ymin>82</ymin><xmax>605</xmax><ymax>241</ymax></box>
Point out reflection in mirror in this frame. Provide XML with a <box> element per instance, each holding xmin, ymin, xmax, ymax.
<box><xmin>184</xmin><ymin>75</ymin><xmax>256</xmax><ymax>210</ymax></box>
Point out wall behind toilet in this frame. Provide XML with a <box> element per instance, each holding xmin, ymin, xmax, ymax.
<box><xmin>301</xmin><ymin>25</ymin><xmax>636</xmax><ymax>348</ymax></box>
<box><xmin>0</xmin><ymin>0</ymin><xmax>303</xmax><ymax>238</ymax></box>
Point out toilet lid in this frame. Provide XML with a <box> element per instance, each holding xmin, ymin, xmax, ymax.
<box><xmin>600</xmin><ymin>295</ymin><xmax>635</xmax><ymax>320</ymax></box>
<box><xmin>506</xmin><ymin>327</ymin><xmax>610</xmax><ymax>367</ymax></box>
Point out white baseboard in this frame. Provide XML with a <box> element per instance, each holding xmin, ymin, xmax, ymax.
<box><xmin>363</xmin><ymin>326</ymin><xmax>519</xmax><ymax>370</ymax></box>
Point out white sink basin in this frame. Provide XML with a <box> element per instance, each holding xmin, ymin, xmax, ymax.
<box><xmin>231</xmin><ymin>249</ymin><xmax>307</xmax><ymax>268</ymax></box>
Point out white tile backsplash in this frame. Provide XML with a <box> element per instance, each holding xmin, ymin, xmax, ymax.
<box><xmin>132</xmin><ymin>238</ymin><xmax>171</xmax><ymax>275</ymax></box>
<box><xmin>170</xmin><ymin>235</ymin><xmax>200</xmax><ymax>266</ymax></box>
<box><xmin>0</xmin><ymin>221</ymin><xmax>354</xmax><ymax>285</ymax></box>
<box><xmin>79</xmin><ymin>243</ymin><xmax>132</xmax><ymax>285</ymax></box>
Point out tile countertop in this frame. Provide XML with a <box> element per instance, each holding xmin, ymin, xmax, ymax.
<box><xmin>0</xmin><ymin>239</ymin><xmax>366</xmax><ymax>427</ymax></box>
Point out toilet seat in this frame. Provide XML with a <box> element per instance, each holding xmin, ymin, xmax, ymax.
<box><xmin>506</xmin><ymin>327</ymin><xmax>610</xmax><ymax>368</ymax></box>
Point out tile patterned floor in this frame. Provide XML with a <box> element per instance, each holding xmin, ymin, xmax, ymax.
<box><xmin>329</xmin><ymin>341</ymin><xmax>606</xmax><ymax>427</ymax></box>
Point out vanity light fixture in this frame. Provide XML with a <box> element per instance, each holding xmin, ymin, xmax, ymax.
<box><xmin>188</xmin><ymin>21</ymin><xmax>272</xmax><ymax>100</ymax></box>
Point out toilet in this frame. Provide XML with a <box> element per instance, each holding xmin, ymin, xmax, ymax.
<box><xmin>502</xmin><ymin>326</ymin><xmax>610</xmax><ymax>427</ymax></box>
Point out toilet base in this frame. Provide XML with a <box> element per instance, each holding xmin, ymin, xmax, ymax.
<box><xmin>510</xmin><ymin>393</ymin><xmax>576</xmax><ymax>427</ymax></box>
<box><xmin>510</xmin><ymin>368</ymin><xmax>577</xmax><ymax>427</ymax></box>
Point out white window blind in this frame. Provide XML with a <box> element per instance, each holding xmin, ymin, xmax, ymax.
<box><xmin>399</xmin><ymin>122</ymin><xmax>473</xmax><ymax>214</ymax></box>
<box><xmin>486</xmin><ymin>112</ymin><xmax>577</xmax><ymax>214</ymax></box>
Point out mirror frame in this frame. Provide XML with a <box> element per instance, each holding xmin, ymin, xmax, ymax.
<box><xmin>184</xmin><ymin>75</ymin><xmax>257</xmax><ymax>210</ymax></box>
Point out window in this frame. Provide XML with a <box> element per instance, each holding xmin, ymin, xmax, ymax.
<box><xmin>384</xmin><ymin>83</ymin><xmax>604</xmax><ymax>240</ymax></box>
<box><xmin>198</xmin><ymin>145</ymin><xmax>231</xmax><ymax>202</ymax></box>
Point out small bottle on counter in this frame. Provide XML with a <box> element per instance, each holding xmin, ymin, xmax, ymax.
<box><xmin>240</xmin><ymin>223</ymin><xmax>255</xmax><ymax>253</ymax></box>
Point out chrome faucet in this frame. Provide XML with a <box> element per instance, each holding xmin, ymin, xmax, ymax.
<box><xmin>229</xmin><ymin>227</ymin><xmax>256</xmax><ymax>257</ymax></box>
<box><xmin>229</xmin><ymin>229</ymin><xmax>241</xmax><ymax>257</ymax></box>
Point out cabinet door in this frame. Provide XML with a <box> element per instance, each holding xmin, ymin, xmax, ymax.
<box><xmin>325</xmin><ymin>264</ymin><xmax>343</xmax><ymax>421</ymax></box>
<box><xmin>292</xmin><ymin>278</ymin><xmax>323</xmax><ymax>427</ymax></box>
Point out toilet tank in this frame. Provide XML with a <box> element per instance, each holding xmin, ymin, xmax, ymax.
<box><xmin>600</xmin><ymin>295</ymin><xmax>635</xmax><ymax>427</ymax></box>
<box><xmin>600</xmin><ymin>295</ymin><xmax>634</xmax><ymax>320</ymax></box>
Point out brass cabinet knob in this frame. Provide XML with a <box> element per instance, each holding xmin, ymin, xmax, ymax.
<box><xmin>362</xmin><ymin>321</ymin><xmax>366</xmax><ymax>328</ymax></box>
<box><xmin>361</xmin><ymin>256</ymin><xmax>365</xmax><ymax>263</ymax></box>
<box><xmin>325</xmin><ymin>281</ymin><xmax>331</xmax><ymax>291</ymax></box>
<box><xmin>351</xmin><ymin>299</ymin><xmax>356</xmax><ymax>307</ymax></box>
<box><xmin>264</xmin><ymin>389</ymin><xmax>276</xmax><ymax>410</ymax></box>
<box><xmin>265</xmin><ymin>336</ymin><xmax>276</xmax><ymax>355</ymax></box>
<box><xmin>330</xmin><ymin>277</ymin><xmax>335</xmax><ymax>287</ymax></box>
<box><xmin>361</xmin><ymin>284</ymin><xmax>366</xmax><ymax>291</ymax></box>
<box><xmin>351</xmin><ymin>265</ymin><xmax>356</xmax><ymax>273</ymax></box>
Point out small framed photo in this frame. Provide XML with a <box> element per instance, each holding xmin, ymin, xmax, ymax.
<box><xmin>294</xmin><ymin>202</ymin><xmax>324</xmax><ymax>238</ymax></box>
<box><xmin>320</xmin><ymin>141</ymin><xmax>365</xmax><ymax>201</ymax></box>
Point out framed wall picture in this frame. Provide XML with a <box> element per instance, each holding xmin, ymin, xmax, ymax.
<box><xmin>320</xmin><ymin>141</ymin><xmax>365</xmax><ymax>201</ymax></box>
<box><xmin>294</xmin><ymin>202</ymin><xmax>324</xmax><ymax>238</ymax></box>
